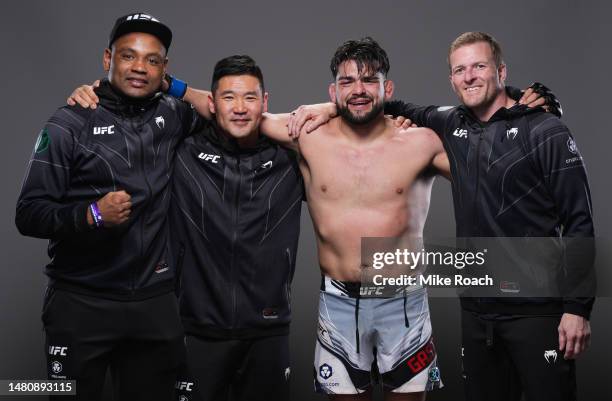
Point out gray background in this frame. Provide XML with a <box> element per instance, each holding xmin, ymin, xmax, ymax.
<box><xmin>1</xmin><ymin>1</ymin><xmax>610</xmax><ymax>400</ymax></box>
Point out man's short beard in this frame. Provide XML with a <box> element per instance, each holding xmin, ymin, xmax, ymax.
<box><xmin>336</xmin><ymin>100</ymin><xmax>384</xmax><ymax>125</ymax></box>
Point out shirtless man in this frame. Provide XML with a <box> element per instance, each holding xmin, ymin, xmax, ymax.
<box><xmin>275</xmin><ymin>37</ymin><xmax>449</xmax><ymax>401</ymax></box>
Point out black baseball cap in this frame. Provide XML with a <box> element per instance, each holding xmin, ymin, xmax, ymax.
<box><xmin>109</xmin><ymin>12</ymin><xmax>172</xmax><ymax>51</ymax></box>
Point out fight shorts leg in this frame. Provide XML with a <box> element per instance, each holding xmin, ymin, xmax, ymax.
<box><xmin>314</xmin><ymin>278</ymin><xmax>442</xmax><ymax>395</ymax></box>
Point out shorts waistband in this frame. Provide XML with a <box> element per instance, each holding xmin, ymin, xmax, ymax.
<box><xmin>320</xmin><ymin>275</ymin><xmax>361</xmax><ymax>298</ymax></box>
<box><xmin>320</xmin><ymin>275</ymin><xmax>424</xmax><ymax>298</ymax></box>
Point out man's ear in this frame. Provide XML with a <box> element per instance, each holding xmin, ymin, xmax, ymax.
<box><xmin>263</xmin><ymin>92</ymin><xmax>269</xmax><ymax>113</ymax></box>
<box><xmin>384</xmin><ymin>79</ymin><xmax>394</xmax><ymax>100</ymax></box>
<box><xmin>162</xmin><ymin>57</ymin><xmax>168</xmax><ymax>77</ymax></box>
<box><xmin>498</xmin><ymin>63</ymin><xmax>507</xmax><ymax>86</ymax></box>
<box><xmin>103</xmin><ymin>48</ymin><xmax>112</xmax><ymax>72</ymax></box>
<box><xmin>328</xmin><ymin>82</ymin><xmax>337</xmax><ymax>103</ymax></box>
<box><xmin>208</xmin><ymin>93</ymin><xmax>216</xmax><ymax>115</ymax></box>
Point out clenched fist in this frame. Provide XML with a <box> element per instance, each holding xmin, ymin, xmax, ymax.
<box><xmin>87</xmin><ymin>190</ymin><xmax>132</xmax><ymax>227</ymax></box>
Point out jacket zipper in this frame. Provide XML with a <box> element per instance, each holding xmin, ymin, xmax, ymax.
<box><xmin>285</xmin><ymin>248</ymin><xmax>292</xmax><ymax>309</ymax></box>
<box><xmin>473</xmin><ymin>124</ymin><xmax>484</xmax><ymax>235</ymax></box>
<box><xmin>230</xmin><ymin>155</ymin><xmax>242</xmax><ymax>328</ymax></box>
<box><xmin>135</xmin><ymin>111</ymin><xmax>153</xmax><ymax>294</ymax></box>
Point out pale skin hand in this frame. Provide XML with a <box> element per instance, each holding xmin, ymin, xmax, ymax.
<box><xmin>558</xmin><ymin>313</ymin><xmax>591</xmax><ymax>359</ymax></box>
<box><xmin>86</xmin><ymin>190</ymin><xmax>132</xmax><ymax>227</ymax></box>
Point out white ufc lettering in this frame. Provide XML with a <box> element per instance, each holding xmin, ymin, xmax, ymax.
<box><xmin>49</xmin><ymin>346</ymin><xmax>68</xmax><ymax>356</ymax></box>
<box><xmin>198</xmin><ymin>153</ymin><xmax>220</xmax><ymax>164</ymax></box>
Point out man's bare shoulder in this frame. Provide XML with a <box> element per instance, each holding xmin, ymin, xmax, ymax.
<box><xmin>297</xmin><ymin>116</ymin><xmax>341</xmax><ymax>146</ymax></box>
<box><xmin>389</xmin><ymin>125</ymin><xmax>442</xmax><ymax>150</ymax></box>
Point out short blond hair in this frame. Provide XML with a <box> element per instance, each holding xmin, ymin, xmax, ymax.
<box><xmin>448</xmin><ymin>32</ymin><xmax>504</xmax><ymax>71</ymax></box>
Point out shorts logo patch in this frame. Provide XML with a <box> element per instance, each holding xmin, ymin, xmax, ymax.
<box><xmin>175</xmin><ymin>381</ymin><xmax>194</xmax><ymax>391</ymax></box>
<box><xmin>49</xmin><ymin>346</ymin><xmax>68</xmax><ymax>356</ymax></box>
<box><xmin>544</xmin><ymin>350</ymin><xmax>557</xmax><ymax>364</ymax></box>
<box><xmin>428</xmin><ymin>366</ymin><xmax>441</xmax><ymax>383</ymax></box>
<box><xmin>262</xmin><ymin>307</ymin><xmax>279</xmax><ymax>319</ymax></box>
<box><xmin>406</xmin><ymin>339</ymin><xmax>436</xmax><ymax>374</ymax></box>
<box><xmin>51</xmin><ymin>361</ymin><xmax>62</xmax><ymax>374</ymax></box>
<box><xmin>285</xmin><ymin>367</ymin><xmax>291</xmax><ymax>381</ymax></box>
<box><xmin>179</xmin><ymin>396</ymin><xmax>188</xmax><ymax>401</ymax></box>
<box><xmin>319</xmin><ymin>363</ymin><xmax>333</xmax><ymax>380</ymax></box>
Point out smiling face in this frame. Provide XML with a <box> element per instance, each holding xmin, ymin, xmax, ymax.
<box><xmin>103</xmin><ymin>32</ymin><xmax>167</xmax><ymax>99</ymax></box>
<box><xmin>208</xmin><ymin>74</ymin><xmax>268</xmax><ymax>146</ymax></box>
<box><xmin>329</xmin><ymin>60</ymin><xmax>393</xmax><ymax>125</ymax></box>
<box><xmin>449</xmin><ymin>41</ymin><xmax>506</xmax><ymax>116</ymax></box>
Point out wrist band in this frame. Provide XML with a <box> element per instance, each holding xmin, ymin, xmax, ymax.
<box><xmin>167</xmin><ymin>75</ymin><xmax>188</xmax><ymax>99</ymax></box>
<box><xmin>89</xmin><ymin>202</ymin><xmax>103</xmax><ymax>228</ymax></box>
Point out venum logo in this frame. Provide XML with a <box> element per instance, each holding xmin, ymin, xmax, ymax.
<box><xmin>155</xmin><ymin>116</ymin><xmax>165</xmax><ymax>129</ymax></box>
<box><xmin>285</xmin><ymin>367</ymin><xmax>291</xmax><ymax>381</ymax></box>
<box><xmin>49</xmin><ymin>346</ymin><xmax>68</xmax><ymax>356</ymax></box>
<box><xmin>175</xmin><ymin>381</ymin><xmax>194</xmax><ymax>391</ymax></box>
<box><xmin>506</xmin><ymin>127</ymin><xmax>519</xmax><ymax>140</ymax></box>
<box><xmin>198</xmin><ymin>153</ymin><xmax>221</xmax><ymax>164</ymax></box>
<box><xmin>452</xmin><ymin>128</ymin><xmax>468</xmax><ymax>138</ymax></box>
<box><xmin>93</xmin><ymin>125</ymin><xmax>115</xmax><ymax>135</ymax></box>
<box><xmin>544</xmin><ymin>350</ymin><xmax>557</xmax><ymax>364</ymax></box>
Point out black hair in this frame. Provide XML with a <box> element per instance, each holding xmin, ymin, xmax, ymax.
<box><xmin>330</xmin><ymin>37</ymin><xmax>390</xmax><ymax>79</ymax></box>
<box><xmin>211</xmin><ymin>55</ymin><xmax>265</xmax><ymax>94</ymax></box>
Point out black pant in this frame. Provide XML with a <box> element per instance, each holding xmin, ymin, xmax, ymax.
<box><xmin>176</xmin><ymin>334</ymin><xmax>290</xmax><ymax>401</ymax></box>
<box><xmin>42</xmin><ymin>288</ymin><xmax>184</xmax><ymax>401</ymax></box>
<box><xmin>461</xmin><ymin>309</ymin><xmax>576</xmax><ymax>401</ymax></box>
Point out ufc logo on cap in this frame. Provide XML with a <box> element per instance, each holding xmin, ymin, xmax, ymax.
<box><xmin>126</xmin><ymin>13</ymin><xmax>159</xmax><ymax>22</ymax></box>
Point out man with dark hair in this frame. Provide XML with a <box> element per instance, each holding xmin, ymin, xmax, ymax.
<box><xmin>16</xmin><ymin>12</ymin><xmax>195</xmax><ymax>401</ymax></box>
<box><xmin>170</xmin><ymin>55</ymin><xmax>306</xmax><ymax>401</ymax></box>
<box><xmin>68</xmin><ymin>55</ymin><xmax>334</xmax><ymax>401</ymax></box>
<box><xmin>377</xmin><ymin>31</ymin><xmax>593</xmax><ymax>401</ymax></box>
<box><xmin>281</xmin><ymin>36</ymin><xmax>450</xmax><ymax>401</ymax></box>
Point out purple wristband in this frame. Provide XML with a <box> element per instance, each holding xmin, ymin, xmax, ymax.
<box><xmin>89</xmin><ymin>202</ymin><xmax>103</xmax><ymax>228</ymax></box>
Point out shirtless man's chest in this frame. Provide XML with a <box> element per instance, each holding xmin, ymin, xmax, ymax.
<box><xmin>298</xmin><ymin>119</ymin><xmax>442</xmax><ymax>280</ymax></box>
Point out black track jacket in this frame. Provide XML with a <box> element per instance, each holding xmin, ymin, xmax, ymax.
<box><xmin>387</xmin><ymin>100</ymin><xmax>595</xmax><ymax>318</ymax></box>
<box><xmin>171</xmin><ymin>122</ymin><xmax>304</xmax><ymax>339</ymax></box>
<box><xmin>16</xmin><ymin>80</ymin><xmax>201</xmax><ymax>300</ymax></box>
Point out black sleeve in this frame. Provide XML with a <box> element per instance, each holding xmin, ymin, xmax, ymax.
<box><xmin>15</xmin><ymin>110</ymin><xmax>91</xmax><ymax>239</ymax></box>
<box><xmin>176</xmin><ymin>99</ymin><xmax>210</xmax><ymax>138</ymax></box>
<box><xmin>384</xmin><ymin>100</ymin><xmax>452</xmax><ymax>136</ymax></box>
<box><xmin>533</xmin><ymin>117</ymin><xmax>595</xmax><ymax>318</ymax></box>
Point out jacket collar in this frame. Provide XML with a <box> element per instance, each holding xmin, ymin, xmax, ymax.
<box><xmin>457</xmin><ymin>102</ymin><xmax>543</xmax><ymax>126</ymax></box>
<box><xmin>203</xmin><ymin>120</ymin><xmax>271</xmax><ymax>155</ymax></box>
<box><xmin>94</xmin><ymin>79</ymin><xmax>162</xmax><ymax>116</ymax></box>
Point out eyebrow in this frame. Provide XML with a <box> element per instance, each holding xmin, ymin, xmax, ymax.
<box><xmin>117</xmin><ymin>47</ymin><xmax>164</xmax><ymax>58</ymax></box>
<box><xmin>218</xmin><ymin>90</ymin><xmax>260</xmax><ymax>96</ymax></box>
<box><xmin>337</xmin><ymin>73</ymin><xmax>379</xmax><ymax>81</ymax></box>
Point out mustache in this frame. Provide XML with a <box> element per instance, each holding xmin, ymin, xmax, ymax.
<box><xmin>347</xmin><ymin>95</ymin><xmax>373</xmax><ymax>102</ymax></box>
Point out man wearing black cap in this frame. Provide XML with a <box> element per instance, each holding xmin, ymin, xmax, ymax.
<box><xmin>16</xmin><ymin>12</ymin><xmax>199</xmax><ymax>401</ymax></box>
